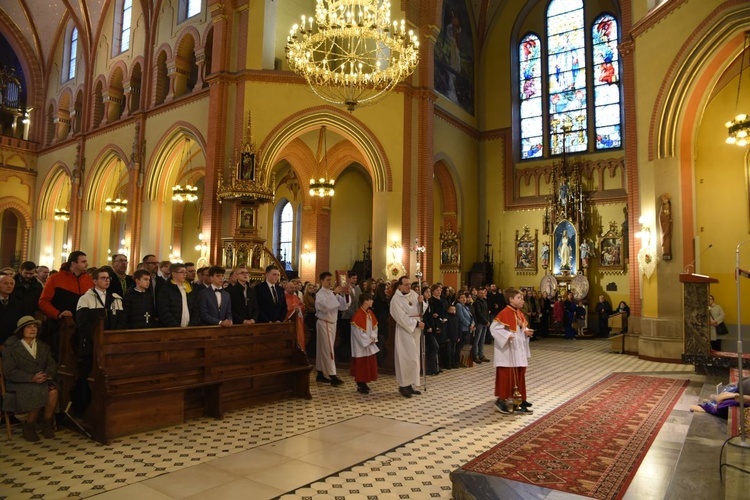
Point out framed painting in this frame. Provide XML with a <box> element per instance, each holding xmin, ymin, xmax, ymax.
<box><xmin>553</xmin><ymin>220</ymin><xmax>577</xmax><ymax>276</ymax></box>
<box><xmin>238</xmin><ymin>206</ymin><xmax>254</xmax><ymax>230</ymax></box>
<box><xmin>440</xmin><ymin>225</ymin><xmax>461</xmax><ymax>269</ymax></box>
<box><xmin>239</xmin><ymin>151</ymin><xmax>255</xmax><ymax>181</ymax></box>
<box><xmin>514</xmin><ymin>225</ymin><xmax>538</xmax><ymax>274</ymax></box>
<box><xmin>599</xmin><ymin>222</ymin><xmax>624</xmax><ymax>272</ymax></box>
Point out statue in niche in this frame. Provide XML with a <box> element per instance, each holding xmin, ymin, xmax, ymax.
<box><xmin>251</xmin><ymin>244</ymin><xmax>262</xmax><ymax>269</ymax></box>
<box><xmin>658</xmin><ymin>193</ymin><xmax>672</xmax><ymax>260</ymax></box>
<box><xmin>558</xmin><ymin>230</ymin><xmax>572</xmax><ymax>270</ymax></box>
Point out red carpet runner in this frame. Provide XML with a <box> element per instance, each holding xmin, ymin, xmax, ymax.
<box><xmin>463</xmin><ymin>373</ymin><xmax>689</xmax><ymax>499</ymax></box>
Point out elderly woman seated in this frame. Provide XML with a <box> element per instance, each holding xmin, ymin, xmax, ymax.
<box><xmin>2</xmin><ymin>316</ymin><xmax>58</xmax><ymax>442</ymax></box>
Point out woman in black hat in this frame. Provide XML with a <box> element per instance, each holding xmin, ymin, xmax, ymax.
<box><xmin>2</xmin><ymin>316</ymin><xmax>58</xmax><ymax>442</ymax></box>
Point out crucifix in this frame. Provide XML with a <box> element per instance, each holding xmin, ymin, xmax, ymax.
<box><xmin>144</xmin><ymin>311</ymin><xmax>151</xmax><ymax>324</ymax></box>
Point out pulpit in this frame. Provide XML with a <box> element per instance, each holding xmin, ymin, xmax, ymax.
<box><xmin>679</xmin><ymin>273</ymin><xmax>719</xmax><ymax>357</ymax></box>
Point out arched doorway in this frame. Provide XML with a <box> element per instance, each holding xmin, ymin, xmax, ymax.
<box><xmin>0</xmin><ymin>209</ymin><xmax>20</xmax><ymax>267</ymax></box>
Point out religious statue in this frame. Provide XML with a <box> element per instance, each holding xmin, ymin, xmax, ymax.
<box><xmin>541</xmin><ymin>242</ymin><xmax>550</xmax><ymax>269</ymax></box>
<box><xmin>658</xmin><ymin>193</ymin><xmax>672</xmax><ymax>260</ymax></box>
<box><xmin>580</xmin><ymin>239</ymin><xmax>591</xmax><ymax>268</ymax></box>
<box><xmin>558</xmin><ymin>230</ymin><xmax>572</xmax><ymax>270</ymax></box>
<box><xmin>559</xmin><ymin>178</ymin><xmax>570</xmax><ymax>206</ymax></box>
<box><xmin>239</xmin><ymin>152</ymin><xmax>255</xmax><ymax>181</ymax></box>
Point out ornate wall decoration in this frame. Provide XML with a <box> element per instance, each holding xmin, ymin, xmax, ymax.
<box><xmin>599</xmin><ymin>221</ymin><xmax>625</xmax><ymax>274</ymax></box>
<box><xmin>440</xmin><ymin>224</ymin><xmax>461</xmax><ymax>272</ymax></box>
<box><xmin>514</xmin><ymin>225</ymin><xmax>538</xmax><ymax>274</ymax></box>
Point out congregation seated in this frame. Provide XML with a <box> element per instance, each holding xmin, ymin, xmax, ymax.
<box><xmin>2</xmin><ymin>316</ymin><xmax>58</xmax><ymax>442</ymax></box>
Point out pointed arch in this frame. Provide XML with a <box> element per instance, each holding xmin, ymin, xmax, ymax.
<box><xmin>38</xmin><ymin>162</ymin><xmax>73</xmax><ymax>220</ymax></box>
<box><xmin>651</xmin><ymin>2</ymin><xmax>750</xmax><ymax>160</ymax></box>
<box><xmin>84</xmin><ymin>145</ymin><xmax>130</xmax><ymax>211</ymax></box>
<box><xmin>145</xmin><ymin>122</ymin><xmax>207</xmax><ymax>201</ymax></box>
<box><xmin>432</xmin><ymin>155</ymin><xmax>462</xmax><ymax>232</ymax></box>
<box><xmin>0</xmin><ymin>198</ymin><xmax>32</xmax><ymax>262</ymax></box>
<box><xmin>260</xmin><ymin>105</ymin><xmax>392</xmax><ymax>193</ymax></box>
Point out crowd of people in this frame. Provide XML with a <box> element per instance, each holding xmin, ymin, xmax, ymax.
<box><xmin>1</xmin><ymin>250</ymin><xmax>633</xmax><ymax>441</ymax></box>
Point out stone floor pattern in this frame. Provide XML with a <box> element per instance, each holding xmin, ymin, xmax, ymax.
<box><xmin>0</xmin><ymin>339</ymin><xmax>705</xmax><ymax>499</ymax></box>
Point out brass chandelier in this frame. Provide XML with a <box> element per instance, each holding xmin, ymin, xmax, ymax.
<box><xmin>53</xmin><ymin>208</ymin><xmax>70</xmax><ymax>221</ymax></box>
<box><xmin>726</xmin><ymin>32</ymin><xmax>750</xmax><ymax>147</ymax></box>
<box><xmin>105</xmin><ymin>198</ymin><xmax>127</xmax><ymax>213</ymax></box>
<box><xmin>105</xmin><ymin>158</ymin><xmax>128</xmax><ymax>212</ymax></box>
<box><xmin>285</xmin><ymin>0</ymin><xmax>420</xmax><ymax>112</ymax></box>
<box><xmin>172</xmin><ymin>138</ymin><xmax>199</xmax><ymax>202</ymax></box>
<box><xmin>310</xmin><ymin>126</ymin><xmax>335</xmax><ymax>197</ymax></box>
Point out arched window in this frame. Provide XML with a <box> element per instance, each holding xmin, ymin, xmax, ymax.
<box><xmin>278</xmin><ymin>201</ymin><xmax>293</xmax><ymax>264</ymax></box>
<box><xmin>68</xmin><ymin>27</ymin><xmax>78</xmax><ymax>81</ymax></box>
<box><xmin>517</xmin><ymin>0</ymin><xmax>622</xmax><ymax>159</ymax></box>
<box><xmin>120</xmin><ymin>0</ymin><xmax>133</xmax><ymax>53</ymax></box>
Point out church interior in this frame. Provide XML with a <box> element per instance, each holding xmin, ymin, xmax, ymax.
<box><xmin>1</xmin><ymin>0</ymin><xmax>750</xmax><ymax>498</ymax></box>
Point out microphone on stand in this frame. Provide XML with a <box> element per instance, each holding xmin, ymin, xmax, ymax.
<box><xmin>684</xmin><ymin>244</ymin><xmax>713</xmax><ymax>274</ymax></box>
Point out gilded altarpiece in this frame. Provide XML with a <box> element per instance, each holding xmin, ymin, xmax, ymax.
<box><xmin>217</xmin><ymin>115</ymin><xmax>279</xmax><ymax>281</ymax></box>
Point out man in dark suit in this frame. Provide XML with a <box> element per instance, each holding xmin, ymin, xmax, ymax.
<box><xmin>142</xmin><ymin>254</ymin><xmax>162</xmax><ymax>304</ymax></box>
<box><xmin>198</xmin><ymin>266</ymin><xmax>233</xmax><ymax>326</ymax></box>
<box><xmin>107</xmin><ymin>254</ymin><xmax>134</xmax><ymax>301</ymax></box>
<box><xmin>255</xmin><ymin>264</ymin><xmax>287</xmax><ymax>323</ymax></box>
<box><xmin>227</xmin><ymin>265</ymin><xmax>259</xmax><ymax>324</ymax></box>
<box><xmin>12</xmin><ymin>260</ymin><xmax>43</xmax><ymax>318</ymax></box>
<box><xmin>1</xmin><ymin>274</ymin><xmax>24</xmax><ymax>344</ymax></box>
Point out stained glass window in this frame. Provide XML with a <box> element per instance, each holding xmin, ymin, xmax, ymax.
<box><xmin>592</xmin><ymin>14</ymin><xmax>621</xmax><ymax>149</ymax></box>
<box><xmin>517</xmin><ymin>2</ymin><xmax>622</xmax><ymax>159</ymax></box>
<box><xmin>547</xmin><ymin>0</ymin><xmax>586</xmax><ymax>155</ymax></box>
<box><xmin>520</xmin><ymin>34</ymin><xmax>543</xmax><ymax>159</ymax></box>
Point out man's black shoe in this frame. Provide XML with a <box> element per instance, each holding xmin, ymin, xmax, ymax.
<box><xmin>521</xmin><ymin>400</ymin><xmax>533</xmax><ymax>408</ymax></box>
<box><xmin>330</xmin><ymin>376</ymin><xmax>344</xmax><ymax>387</ymax></box>
<box><xmin>399</xmin><ymin>386</ymin><xmax>412</xmax><ymax>398</ymax></box>
<box><xmin>316</xmin><ymin>371</ymin><xmax>331</xmax><ymax>383</ymax></box>
<box><xmin>409</xmin><ymin>386</ymin><xmax>422</xmax><ymax>395</ymax></box>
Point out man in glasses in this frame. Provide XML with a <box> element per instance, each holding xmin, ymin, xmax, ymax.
<box><xmin>73</xmin><ymin>267</ymin><xmax>125</xmax><ymax>415</ymax></box>
<box><xmin>142</xmin><ymin>254</ymin><xmax>162</xmax><ymax>301</ymax></box>
<box><xmin>157</xmin><ymin>263</ymin><xmax>199</xmax><ymax>327</ymax></box>
<box><xmin>107</xmin><ymin>254</ymin><xmax>134</xmax><ymax>302</ymax></box>
<box><xmin>227</xmin><ymin>266</ymin><xmax>258</xmax><ymax>324</ymax></box>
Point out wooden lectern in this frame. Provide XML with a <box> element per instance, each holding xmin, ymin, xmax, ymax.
<box><xmin>680</xmin><ymin>273</ymin><xmax>719</xmax><ymax>358</ymax></box>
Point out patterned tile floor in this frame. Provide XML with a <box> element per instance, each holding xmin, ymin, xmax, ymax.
<box><xmin>0</xmin><ymin>339</ymin><xmax>701</xmax><ymax>499</ymax></box>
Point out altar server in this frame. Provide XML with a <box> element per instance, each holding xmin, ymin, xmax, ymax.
<box><xmin>490</xmin><ymin>288</ymin><xmax>534</xmax><ymax>415</ymax></box>
<box><xmin>350</xmin><ymin>292</ymin><xmax>379</xmax><ymax>394</ymax></box>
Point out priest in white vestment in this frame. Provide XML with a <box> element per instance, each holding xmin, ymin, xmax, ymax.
<box><xmin>390</xmin><ymin>276</ymin><xmax>425</xmax><ymax>398</ymax></box>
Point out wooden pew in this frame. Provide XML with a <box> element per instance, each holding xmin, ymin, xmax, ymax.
<box><xmin>59</xmin><ymin>321</ymin><xmax>311</xmax><ymax>444</ymax></box>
